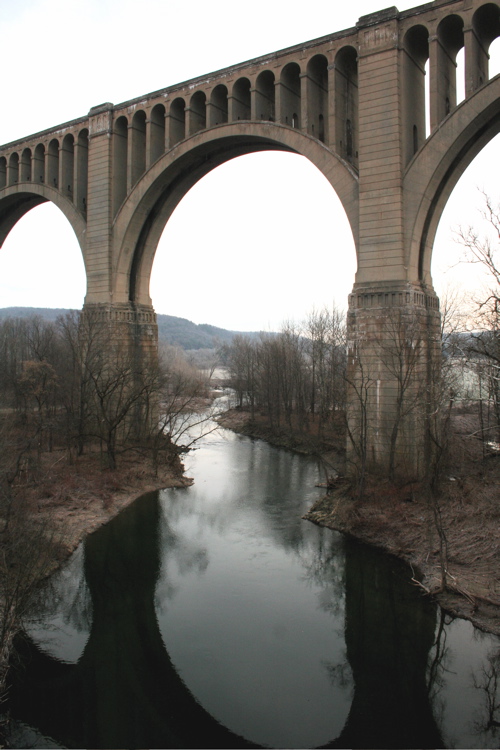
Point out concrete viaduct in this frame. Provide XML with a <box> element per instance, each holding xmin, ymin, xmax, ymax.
<box><xmin>1</xmin><ymin>0</ymin><xmax>500</xmax><ymax>478</ymax></box>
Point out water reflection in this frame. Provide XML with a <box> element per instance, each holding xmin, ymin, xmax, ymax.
<box><xmin>326</xmin><ymin>541</ymin><xmax>443</xmax><ymax>749</ymax></box>
<box><xmin>471</xmin><ymin>646</ymin><xmax>500</xmax><ymax>742</ymax></box>
<box><xmin>9</xmin><ymin>427</ymin><xmax>500</xmax><ymax>749</ymax></box>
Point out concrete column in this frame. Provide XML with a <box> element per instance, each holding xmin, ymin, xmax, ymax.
<box><xmin>81</xmin><ymin>301</ymin><xmax>159</xmax><ymax>433</ymax></box>
<box><xmin>74</xmin><ymin>136</ymin><xmax>88</xmax><ymax>215</ymax></box>
<box><xmin>82</xmin><ymin>302</ymin><xmax>158</xmax><ymax>356</ymax></box>
<box><xmin>145</xmin><ymin>117</ymin><xmax>153</xmax><ymax>168</ymax></box>
<box><xmin>31</xmin><ymin>149</ymin><xmax>44</xmax><ymax>184</ymax></box>
<box><xmin>7</xmin><ymin>154</ymin><xmax>19</xmax><ymax>186</ymax></box>
<box><xmin>300</xmin><ymin>73</ymin><xmax>308</xmax><ymax>133</ymax></box>
<box><xmin>346</xmin><ymin>283</ymin><xmax>441</xmax><ymax>480</ymax></box>
<box><xmin>166</xmin><ymin>102</ymin><xmax>187</xmax><ymax>149</ymax></box>
<box><xmin>206</xmin><ymin>100</ymin><xmax>227</xmax><ymax>128</ymax></box>
<box><xmin>250</xmin><ymin>87</ymin><xmax>258</xmax><ymax>121</ymax></box>
<box><xmin>59</xmin><ymin>141</ymin><xmax>74</xmax><ymax>200</ymax></box>
<box><xmin>84</xmin><ymin>104</ymin><xmax>114</xmax><ymax>306</ymax></box>
<box><xmin>45</xmin><ymin>147</ymin><xmax>58</xmax><ymax>189</ymax></box>
<box><xmin>228</xmin><ymin>91</ymin><xmax>251</xmax><ymax>122</ymax></box>
<box><xmin>429</xmin><ymin>35</ymin><xmax>456</xmax><ymax>131</ymax></box>
<box><xmin>274</xmin><ymin>80</ymin><xmax>282</xmax><ymax>124</ymax></box>
<box><xmin>356</xmin><ymin>18</ymin><xmax>404</xmax><ymax>285</ymax></box>
<box><xmin>327</xmin><ymin>64</ymin><xmax>336</xmax><ymax>149</ymax></box>
<box><xmin>464</xmin><ymin>25</ymin><xmax>489</xmax><ymax>97</ymax></box>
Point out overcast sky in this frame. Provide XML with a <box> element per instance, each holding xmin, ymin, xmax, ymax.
<box><xmin>0</xmin><ymin>0</ymin><xmax>498</xmax><ymax>331</ymax></box>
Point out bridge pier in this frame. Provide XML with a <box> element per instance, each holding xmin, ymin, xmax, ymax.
<box><xmin>81</xmin><ymin>301</ymin><xmax>158</xmax><ymax>359</ymax></box>
<box><xmin>346</xmin><ymin>283</ymin><xmax>441</xmax><ymax>482</ymax></box>
<box><xmin>81</xmin><ymin>301</ymin><xmax>159</xmax><ymax>440</ymax></box>
<box><xmin>2</xmin><ymin>0</ymin><xmax>499</xmax><ymax>481</ymax></box>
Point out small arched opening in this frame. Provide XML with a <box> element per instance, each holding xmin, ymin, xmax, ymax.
<box><xmin>131</xmin><ymin>110</ymin><xmax>147</xmax><ymax>186</ymax></box>
<box><xmin>470</xmin><ymin>4</ymin><xmax>500</xmax><ymax>90</ymax></box>
<box><xmin>188</xmin><ymin>91</ymin><xmax>207</xmax><ymax>135</ymax></box>
<box><xmin>231</xmin><ymin>78</ymin><xmax>251</xmax><ymax>121</ymax></box>
<box><xmin>209</xmin><ymin>85</ymin><xmax>228</xmax><ymax>127</ymax></box>
<box><xmin>432</xmin><ymin>15</ymin><xmax>464</xmax><ymax>128</ymax></box>
<box><xmin>113</xmin><ymin>116</ymin><xmax>128</xmax><ymax>215</ymax></box>
<box><xmin>61</xmin><ymin>134</ymin><xmax>74</xmax><ymax>199</ymax></box>
<box><xmin>306</xmin><ymin>54</ymin><xmax>328</xmax><ymax>144</ymax></box>
<box><xmin>150</xmin><ymin>104</ymin><xmax>166</xmax><ymax>164</ymax></box>
<box><xmin>47</xmin><ymin>139</ymin><xmax>59</xmax><ymax>188</ymax></box>
<box><xmin>20</xmin><ymin>148</ymin><xmax>32</xmax><ymax>182</ymax></box>
<box><xmin>34</xmin><ymin>144</ymin><xmax>45</xmax><ymax>183</ymax></box>
<box><xmin>76</xmin><ymin>129</ymin><xmax>89</xmax><ymax>214</ymax></box>
<box><xmin>279</xmin><ymin>62</ymin><xmax>301</xmax><ymax>128</ymax></box>
<box><xmin>169</xmin><ymin>98</ymin><xmax>186</xmax><ymax>147</ymax></box>
<box><xmin>8</xmin><ymin>153</ymin><xmax>19</xmax><ymax>186</ymax></box>
<box><xmin>335</xmin><ymin>46</ymin><xmax>358</xmax><ymax>166</ymax></box>
<box><xmin>403</xmin><ymin>24</ymin><xmax>429</xmax><ymax>164</ymax></box>
<box><xmin>255</xmin><ymin>70</ymin><xmax>275</xmax><ymax>121</ymax></box>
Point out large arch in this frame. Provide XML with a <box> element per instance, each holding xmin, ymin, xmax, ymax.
<box><xmin>0</xmin><ymin>184</ymin><xmax>87</xmax><ymax>255</ymax></box>
<box><xmin>404</xmin><ymin>74</ymin><xmax>500</xmax><ymax>285</ymax></box>
<box><xmin>110</xmin><ymin>123</ymin><xmax>359</xmax><ymax>307</ymax></box>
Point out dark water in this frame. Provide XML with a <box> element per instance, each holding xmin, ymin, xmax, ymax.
<box><xmin>8</xmin><ymin>423</ymin><xmax>500</xmax><ymax>749</ymax></box>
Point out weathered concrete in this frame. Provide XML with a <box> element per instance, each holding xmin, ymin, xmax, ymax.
<box><xmin>1</xmin><ymin>0</ymin><xmax>500</xmax><ymax>477</ymax></box>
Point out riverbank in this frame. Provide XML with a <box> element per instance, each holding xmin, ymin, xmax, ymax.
<box><xmin>15</xmin><ymin>447</ymin><xmax>193</xmax><ymax>575</ymax></box>
<box><xmin>0</xmin><ymin>444</ymin><xmax>191</xmax><ymax>744</ymax></box>
<box><xmin>218</xmin><ymin>406</ymin><xmax>500</xmax><ymax>636</ymax></box>
<box><xmin>216</xmin><ymin>407</ymin><xmax>345</xmax><ymax>463</ymax></box>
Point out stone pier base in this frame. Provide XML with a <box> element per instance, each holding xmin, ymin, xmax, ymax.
<box><xmin>81</xmin><ymin>301</ymin><xmax>159</xmax><ymax>436</ymax></box>
<box><xmin>346</xmin><ymin>283</ymin><xmax>442</xmax><ymax>481</ymax></box>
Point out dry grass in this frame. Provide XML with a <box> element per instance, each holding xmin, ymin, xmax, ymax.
<box><xmin>305</xmin><ymin>406</ymin><xmax>500</xmax><ymax>634</ymax></box>
<box><xmin>2</xmin><ymin>444</ymin><xmax>191</xmax><ymax>582</ymax></box>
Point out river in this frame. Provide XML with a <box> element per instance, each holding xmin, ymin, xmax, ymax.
<box><xmin>7</xmin><ymin>414</ymin><xmax>500</xmax><ymax>749</ymax></box>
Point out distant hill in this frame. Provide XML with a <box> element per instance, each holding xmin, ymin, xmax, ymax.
<box><xmin>0</xmin><ymin>307</ymin><xmax>261</xmax><ymax>350</ymax></box>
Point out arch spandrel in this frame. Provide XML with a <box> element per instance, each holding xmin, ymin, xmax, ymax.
<box><xmin>403</xmin><ymin>74</ymin><xmax>500</xmax><ymax>286</ymax></box>
<box><xmin>111</xmin><ymin>122</ymin><xmax>359</xmax><ymax>307</ymax></box>
<box><xmin>0</xmin><ymin>184</ymin><xmax>87</xmax><ymax>257</ymax></box>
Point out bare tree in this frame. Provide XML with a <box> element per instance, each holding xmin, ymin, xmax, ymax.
<box><xmin>378</xmin><ymin>309</ymin><xmax>427</xmax><ymax>480</ymax></box>
<box><xmin>304</xmin><ymin>307</ymin><xmax>346</xmax><ymax>437</ymax></box>
<box><xmin>457</xmin><ymin>192</ymin><xmax>500</xmax><ymax>443</ymax></box>
<box><xmin>344</xmin><ymin>347</ymin><xmax>374</xmax><ymax>496</ymax></box>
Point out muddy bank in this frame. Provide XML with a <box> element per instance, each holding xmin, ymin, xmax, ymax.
<box><xmin>0</xmin><ymin>446</ymin><xmax>191</xmax><ymax>743</ymax></box>
<box><xmin>305</xmin><ymin>480</ymin><xmax>500</xmax><ymax>636</ymax></box>
<box><xmin>219</xmin><ymin>407</ymin><xmax>500</xmax><ymax>636</ymax></box>
<box><xmin>13</xmin><ymin>449</ymin><xmax>192</xmax><ymax>580</ymax></box>
<box><xmin>217</xmin><ymin>407</ymin><xmax>345</xmax><ymax>463</ymax></box>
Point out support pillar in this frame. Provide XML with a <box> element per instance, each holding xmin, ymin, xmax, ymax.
<box><xmin>81</xmin><ymin>301</ymin><xmax>158</xmax><ymax>362</ymax></box>
<box><xmin>81</xmin><ymin>301</ymin><xmax>159</xmax><ymax>437</ymax></box>
<box><xmin>346</xmin><ymin>283</ymin><xmax>441</xmax><ymax>481</ymax></box>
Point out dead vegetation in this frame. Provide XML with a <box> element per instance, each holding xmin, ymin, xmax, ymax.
<box><xmin>0</xmin><ymin>437</ymin><xmax>190</xmax><ymax>743</ymax></box>
<box><xmin>305</xmin><ymin>405</ymin><xmax>500</xmax><ymax>634</ymax></box>
<box><xmin>221</xmin><ymin>403</ymin><xmax>500</xmax><ymax>635</ymax></box>
<box><xmin>217</xmin><ymin>407</ymin><xmax>346</xmax><ymax>456</ymax></box>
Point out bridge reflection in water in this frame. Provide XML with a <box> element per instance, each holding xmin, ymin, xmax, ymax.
<box><xmin>10</xmin><ymin>485</ymin><xmax>448</xmax><ymax>749</ymax></box>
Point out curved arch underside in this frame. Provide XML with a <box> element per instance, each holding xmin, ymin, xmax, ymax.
<box><xmin>404</xmin><ymin>75</ymin><xmax>500</xmax><ymax>285</ymax></box>
<box><xmin>0</xmin><ymin>186</ymin><xmax>87</xmax><ymax>260</ymax></box>
<box><xmin>113</xmin><ymin>125</ymin><xmax>358</xmax><ymax>307</ymax></box>
<box><xmin>0</xmin><ymin>193</ymin><xmax>48</xmax><ymax>247</ymax></box>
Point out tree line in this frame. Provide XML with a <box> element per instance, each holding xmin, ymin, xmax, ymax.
<box><xmin>220</xmin><ymin>190</ymin><xmax>500</xmax><ymax>487</ymax></box>
<box><xmin>220</xmin><ymin>307</ymin><xmax>347</xmax><ymax>444</ymax></box>
<box><xmin>0</xmin><ymin>308</ymin><xmax>211</xmax><ymax>724</ymax></box>
<box><xmin>0</xmin><ymin>310</ymin><xmax>209</xmax><ymax>478</ymax></box>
